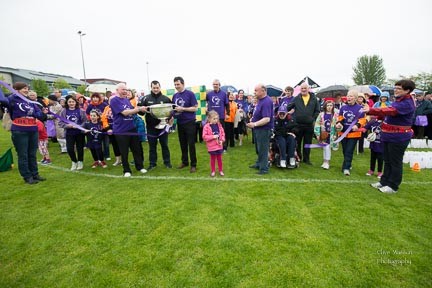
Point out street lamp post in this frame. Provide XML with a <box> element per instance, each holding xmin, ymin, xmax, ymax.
<box><xmin>77</xmin><ymin>31</ymin><xmax>87</xmax><ymax>94</ymax></box>
<box><xmin>146</xmin><ymin>61</ymin><xmax>150</xmax><ymax>92</ymax></box>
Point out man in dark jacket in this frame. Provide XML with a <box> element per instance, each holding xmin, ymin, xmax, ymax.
<box><xmin>286</xmin><ymin>83</ymin><xmax>320</xmax><ymax>165</ymax></box>
<box><xmin>138</xmin><ymin>80</ymin><xmax>173</xmax><ymax>170</ymax></box>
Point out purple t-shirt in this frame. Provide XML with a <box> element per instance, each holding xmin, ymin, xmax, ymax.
<box><xmin>172</xmin><ymin>89</ymin><xmax>198</xmax><ymax>124</ymax></box>
<box><xmin>84</xmin><ymin>121</ymin><xmax>103</xmax><ymax>149</ymax></box>
<box><xmin>364</xmin><ymin>119</ymin><xmax>383</xmax><ymax>153</ymax></box>
<box><xmin>278</xmin><ymin>96</ymin><xmax>295</xmax><ymax>111</ymax></box>
<box><xmin>65</xmin><ymin>108</ymin><xmax>85</xmax><ymax>136</ymax></box>
<box><xmin>235</xmin><ymin>98</ymin><xmax>249</xmax><ymax>114</ymax></box>
<box><xmin>339</xmin><ymin>103</ymin><xmax>364</xmax><ymax>132</ymax></box>
<box><xmin>206</xmin><ymin>90</ymin><xmax>228</xmax><ymax>120</ymax></box>
<box><xmin>251</xmin><ymin>95</ymin><xmax>274</xmax><ymax>130</ymax></box>
<box><xmin>9</xmin><ymin>94</ymin><xmax>44</xmax><ymax>132</ymax></box>
<box><xmin>383</xmin><ymin>95</ymin><xmax>415</xmax><ymax>143</ymax></box>
<box><xmin>110</xmin><ymin>96</ymin><xmax>135</xmax><ymax>133</ymax></box>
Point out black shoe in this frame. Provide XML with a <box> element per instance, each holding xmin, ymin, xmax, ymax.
<box><xmin>147</xmin><ymin>165</ymin><xmax>156</xmax><ymax>171</ymax></box>
<box><xmin>249</xmin><ymin>164</ymin><xmax>259</xmax><ymax>169</ymax></box>
<box><xmin>165</xmin><ymin>164</ymin><xmax>173</xmax><ymax>168</ymax></box>
<box><xmin>257</xmin><ymin>170</ymin><xmax>268</xmax><ymax>175</ymax></box>
<box><xmin>33</xmin><ymin>175</ymin><xmax>46</xmax><ymax>181</ymax></box>
<box><xmin>177</xmin><ymin>163</ymin><xmax>188</xmax><ymax>169</ymax></box>
<box><xmin>25</xmin><ymin>177</ymin><xmax>39</xmax><ymax>184</ymax></box>
<box><xmin>303</xmin><ymin>161</ymin><xmax>312</xmax><ymax>165</ymax></box>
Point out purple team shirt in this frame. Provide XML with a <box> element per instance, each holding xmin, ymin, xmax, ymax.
<box><xmin>383</xmin><ymin>96</ymin><xmax>415</xmax><ymax>143</ymax></box>
<box><xmin>251</xmin><ymin>95</ymin><xmax>274</xmax><ymax>130</ymax></box>
<box><xmin>172</xmin><ymin>89</ymin><xmax>198</xmax><ymax>124</ymax></box>
<box><xmin>206</xmin><ymin>90</ymin><xmax>228</xmax><ymax>120</ymax></box>
<box><xmin>110</xmin><ymin>96</ymin><xmax>135</xmax><ymax>133</ymax></box>
<box><xmin>339</xmin><ymin>103</ymin><xmax>364</xmax><ymax>132</ymax></box>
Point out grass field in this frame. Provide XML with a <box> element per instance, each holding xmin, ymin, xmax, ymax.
<box><xmin>0</xmin><ymin>127</ymin><xmax>431</xmax><ymax>287</ymax></box>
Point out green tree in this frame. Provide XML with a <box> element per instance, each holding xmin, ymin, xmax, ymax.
<box><xmin>30</xmin><ymin>79</ymin><xmax>50</xmax><ymax>97</ymax></box>
<box><xmin>352</xmin><ymin>55</ymin><xmax>386</xmax><ymax>86</ymax></box>
<box><xmin>53</xmin><ymin>78</ymin><xmax>72</xmax><ymax>90</ymax></box>
<box><xmin>388</xmin><ymin>72</ymin><xmax>432</xmax><ymax>92</ymax></box>
<box><xmin>76</xmin><ymin>85</ymin><xmax>87</xmax><ymax>95</ymax></box>
<box><xmin>0</xmin><ymin>75</ymin><xmax>10</xmax><ymax>94</ymax></box>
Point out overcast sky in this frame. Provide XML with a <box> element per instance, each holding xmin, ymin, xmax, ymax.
<box><xmin>2</xmin><ymin>0</ymin><xmax>431</xmax><ymax>93</ymax></box>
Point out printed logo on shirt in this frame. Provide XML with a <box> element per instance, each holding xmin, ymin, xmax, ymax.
<box><xmin>17</xmin><ymin>102</ymin><xmax>34</xmax><ymax>116</ymax></box>
<box><xmin>342</xmin><ymin>110</ymin><xmax>356</xmax><ymax>123</ymax></box>
<box><xmin>211</xmin><ymin>96</ymin><xmax>221</xmax><ymax>106</ymax></box>
<box><xmin>67</xmin><ymin>114</ymin><xmax>79</xmax><ymax>123</ymax></box>
<box><xmin>175</xmin><ymin>98</ymin><xmax>185</xmax><ymax>107</ymax></box>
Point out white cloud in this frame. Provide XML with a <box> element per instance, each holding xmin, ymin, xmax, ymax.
<box><xmin>1</xmin><ymin>0</ymin><xmax>431</xmax><ymax>93</ymax></box>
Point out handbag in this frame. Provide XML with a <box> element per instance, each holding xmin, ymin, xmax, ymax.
<box><xmin>366</xmin><ymin>132</ymin><xmax>377</xmax><ymax>142</ymax></box>
<box><xmin>2</xmin><ymin>111</ymin><xmax>12</xmax><ymax>131</ymax></box>
<box><xmin>414</xmin><ymin>115</ymin><xmax>428</xmax><ymax>126</ymax></box>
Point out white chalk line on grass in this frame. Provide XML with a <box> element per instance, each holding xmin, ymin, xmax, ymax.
<box><xmin>41</xmin><ymin>164</ymin><xmax>432</xmax><ymax>186</ymax></box>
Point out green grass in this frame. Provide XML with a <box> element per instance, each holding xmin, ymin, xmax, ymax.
<box><xmin>0</xmin><ymin>128</ymin><xmax>431</xmax><ymax>287</ymax></box>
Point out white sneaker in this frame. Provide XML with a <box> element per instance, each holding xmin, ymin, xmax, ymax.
<box><xmin>343</xmin><ymin>169</ymin><xmax>350</xmax><ymax>176</ymax></box>
<box><xmin>76</xmin><ymin>161</ymin><xmax>84</xmax><ymax>170</ymax></box>
<box><xmin>124</xmin><ymin>172</ymin><xmax>131</xmax><ymax>177</ymax></box>
<box><xmin>370</xmin><ymin>182</ymin><xmax>383</xmax><ymax>189</ymax></box>
<box><xmin>280</xmin><ymin>160</ymin><xmax>286</xmax><ymax>168</ymax></box>
<box><xmin>139</xmin><ymin>168</ymin><xmax>147</xmax><ymax>174</ymax></box>
<box><xmin>70</xmin><ymin>162</ymin><xmax>77</xmax><ymax>171</ymax></box>
<box><xmin>289</xmin><ymin>158</ymin><xmax>296</xmax><ymax>166</ymax></box>
<box><xmin>379</xmin><ymin>186</ymin><xmax>397</xmax><ymax>194</ymax></box>
<box><xmin>106</xmin><ymin>157</ymin><xmax>111</xmax><ymax>161</ymax></box>
<box><xmin>322</xmin><ymin>163</ymin><xmax>330</xmax><ymax>170</ymax></box>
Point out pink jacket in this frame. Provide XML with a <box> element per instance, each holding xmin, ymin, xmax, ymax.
<box><xmin>202</xmin><ymin>122</ymin><xmax>225</xmax><ymax>152</ymax></box>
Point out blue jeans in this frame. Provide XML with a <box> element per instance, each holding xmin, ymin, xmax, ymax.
<box><xmin>341</xmin><ymin>138</ymin><xmax>358</xmax><ymax>171</ymax></box>
<box><xmin>254</xmin><ymin>129</ymin><xmax>272</xmax><ymax>173</ymax></box>
<box><xmin>275</xmin><ymin>134</ymin><xmax>296</xmax><ymax>160</ymax></box>
<box><xmin>11</xmin><ymin>130</ymin><xmax>39</xmax><ymax>180</ymax></box>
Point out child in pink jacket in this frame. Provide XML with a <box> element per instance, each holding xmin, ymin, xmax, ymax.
<box><xmin>202</xmin><ymin>110</ymin><xmax>226</xmax><ymax>177</ymax></box>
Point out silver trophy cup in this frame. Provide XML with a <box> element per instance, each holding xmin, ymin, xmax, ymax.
<box><xmin>148</xmin><ymin>103</ymin><xmax>175</xmax><ymax>129</ymax></box>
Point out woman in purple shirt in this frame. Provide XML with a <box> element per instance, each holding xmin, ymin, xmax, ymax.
<box><xmin>364</xmin><ymin>79</ymin><xmax>416</xmax><ymax>194</ymax></box>
<box><xmin>0</xmin><ymin>82</ymin><xmax>47</xmax><ymax>184</ymax></box>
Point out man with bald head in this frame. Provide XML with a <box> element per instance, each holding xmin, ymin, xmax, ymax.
<box><xmin>110</xmin><ymin>83</ymin><xmax>148</xmax><ymax>177</ymax></box>
<box><xmin>246</xmin><ymin>84</ymin><xmax>274</xmax><ymax>175</ymax></box>
<box><xmin>286</xmin><ymin>82</ymin><xmax>320</xmax><ymax>165</ymax></box>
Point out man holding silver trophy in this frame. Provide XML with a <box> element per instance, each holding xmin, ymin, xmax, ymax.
<box><xmin>138</xmin><ymin>81</ymin><xmax>174</xmax><ymax>171</ymax></box>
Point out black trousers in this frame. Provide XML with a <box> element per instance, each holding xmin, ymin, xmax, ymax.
<box><xmin>66</xmin><ymin>133</ymin><xmax>85</xmax><ymax>162</ymax></box>
<box><xmin>296</xmin><ymin>124</ymin><xmax>314</xmax><ymax>162</ymax></box>
<box><xmin>370</xmin><ymin>150</ymin><xmax>383</xmax><ymax>172</ymax></box>
<box><xmin>147</xmin><ymin>127</ymin><xmax>170</xmax><ymax>167</ymax></box>
<box><xmin>90</xmin><ymin>147</ymin><xmax>104</xmax><ymax>162</ymax></box>
<box><xmin>115</xmin><ymin>132</ymin><xmax>144</xmax><ymax>173</ymax></box>
<box><xmin>178</xmin><ymin>120</ymin><xmax>197</xmax><ymax>167</ymax></box>
<box><xmin>380</xmin><ymin>140</ymin><xmax>409</xmax><ymax>191</ymax></box>
<box><xmin>224</xmin><ymin>122</ymin><xmax>235</xmax><ymax>149</ymax></box>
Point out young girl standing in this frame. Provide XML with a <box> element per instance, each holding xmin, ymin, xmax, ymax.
<box><xmin>59</xmin><ymin>96</ymin><xmax>87</xmax><ymax>170</ymax></box>
<box><xmin>84</xmin><ymin>110</ymin><xmax>107</xmax><ymax>168</ymax></box>
<box><xmin>203</xmin><ymin>111</ymin><xmax>226</xmax><ymax>177</ymax></box>
<box><xmin>362</xmin><ymin>116</ymin><xmax>384</xmax><ymax>178</ymax></box>
<box><xmin>314</xmin><ymin>100</ymin><xmax>338</xmax><ymax>169</ymax></box>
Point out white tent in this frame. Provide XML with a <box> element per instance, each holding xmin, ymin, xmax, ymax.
<box><xmin>86</xmin><ymin>83</ymin><xmax>117</xmax><ymax>94</ymax></box>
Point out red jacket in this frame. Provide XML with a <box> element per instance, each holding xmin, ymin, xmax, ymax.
<box><xmin>36</xmin><ymin>120</ymin><xmax>48</xmax><ymax>140</ymax></box>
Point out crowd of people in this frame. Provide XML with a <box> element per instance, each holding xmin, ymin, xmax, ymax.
<box><xmin>0</xmin><ymin>78</ymin><xmax>430</xmax><ymax>194</ymax></box>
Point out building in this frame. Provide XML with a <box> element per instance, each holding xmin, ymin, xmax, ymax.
<box><xmin>81</xmin><ymin>78</ymin><xmax>125</xmax><ymax>85</ymax></box>
<box><xmin>0</xmin><ymin>66</ymin><xmax>85</xmax><ymax>90</ymax></box>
